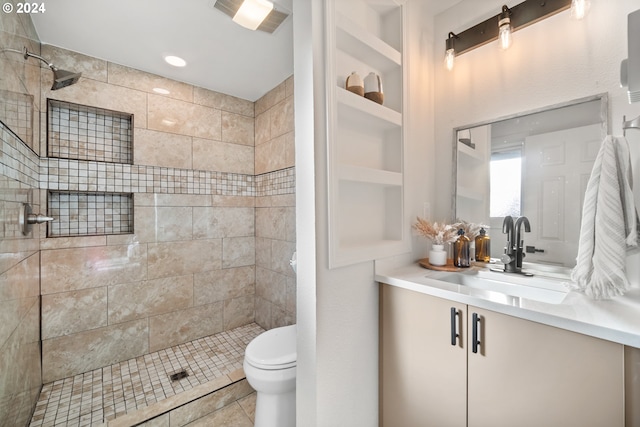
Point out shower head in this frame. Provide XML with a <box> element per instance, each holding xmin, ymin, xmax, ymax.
<box><xmin>1</xmin><ymin>46</ymin><xmax>82</xmax><ymax>90</ymax></box>
<box><xmin>22</xmin><ymin>47</ymin><xmax>82</xmax><ymax>90</ymax></box>
<box><xmin>50</xmin><ymin>67</ymin><xmax>82</xmax><ymax>90</ymax></box>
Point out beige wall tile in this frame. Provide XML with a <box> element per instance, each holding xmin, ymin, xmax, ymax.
<box><xmin>39</xmin><ymin>235</ymin><xmax>107</xmax><ymax>250</ymax></box>
<box><xmin>193</xmin><ymin>87</ymin><xmax>254</xmax><ymax>117</ymax></box>
<box><xmin>255</xmin><ymin>82</ymin><xmax>286</xmax><ymax>116</ymax></box>
<box><xmin>148</xmin><ymin>302</ymin><xmax>223</xmax><ymax>352</ymax></box>
<box><xmin>108</xmin><ymin>275</ymin><xmax>194</xmax><ymax>324</ymax></box>
<box><xmin>254</xmin><ymin>296</ymin><xmax>271</xmax><ymax>330</ymax></box>
<box><xmin>222</xmin><ymin>112</ymin><xmax>254</xmax><ymax>146</ymax></box>
<box><xmin>41</xmin><ymin>45</ymin><xmax>108</xmax><ymax>83</ymax></box>
<box><xmin>223</xmin><ymin>237</ymin><xmax>255</xmax><ymax>269</ymax></box>
<box><xmin>134</xmin><ymin>129</ymin><xmax>193</xmax><ymax>169</ymax></box>
<box><xmin>192</xmin><ymin>138</ymin><xmax>254</xmax><ymax>175</ymax></box>
<box><xmin>255</xmin><ymin>207</ymin><xmax>287</xmax><ymax>240</ymax></box>
<box><xmin>42</xmin><ymin>319</ymin><xmax>149</xmax><ymax>383</ymax></box>
<box><xmin>255</xmin><ymin>267</ymin><xmax>286</xmax><ymax>308</ymax></box>
<box><xmin>271</xmin><ymin>240</ymin><xmax>296</xmax><ymax>276</ymax></box>
<box><xmin>41</xmin><ymin>244</ymin><xmax>148</xmax><ymax>294</ymax></box>
<box><xmin>148</xmin><ymin>94</ymin><xmax>221</xmax><ymax>140</ymax></box>
<box><xmin>108</xmin><ymin>63</ymin><xmax>193</xmax><ymax>102</ymax></box>
<box><xmin>137</xmin><ymin>194</ymin><xmax>212</xmax><ymax>207</ymax></box>
<box><xmin>194</xmin><ymin>266</ymin><xmax>255</xmax><ymax>306</ymax></box>
<box><xmin>224</xmin><ymin>295</ymin><xmax>254</xmax><ymax>330</ymax></box>
<box><xmin>193</xmin><ymin>207</ymin><xmax>254</xmax><ymax>239</ymax></box>
<box><xmin>41</xmin><ymin>287</ymin><xmax>108</xmax><ymax>339</ymax></box>
<box><xmin>0</xmin><ymin>294</ymin><xmax>37</xmax><ymax>350</ymax></box>
<box><xmin>271</xmin><ymin>305</ymin><xmax>295</xmax><ymax>328</ymax></box>
<box><xmin>255</xmin><ymin>237</ymin><xmax>271</xmax><ymax>269</ymax></box>
<box><xmin>255</xmin><ymin>133</ymin><xmax>291</xmax><ymax>175</ymax></box>
<box><xmin>154</xmin><ymin>206</ymin><xmax>193</xmax><ymax>242</ymax></box>
<box><xmin>254</xmin><ymin>110</ymin><xmax>270</xmax><ymax>146</ymax></box>
<box><xmin>41</xmin><ymin>77</ymin><xmax>147</xmax><ymax>127</ymax></box>
<box><xmin>270</xmin><ymin>96</ymin><xmax>294</xmax><ymax>139</ymax></box>
<box><xmin>211</xmin><ymin>195</ymin><xmax>255</xmax><ymax>208</ymax></box>
<box><xmin>147</xmin><ymin>239</ymin><xmax>221</xmax><ymax>280</ymax></box>
<box><xmin>0</xmin><ymin>251</ymin><xmax>39</xmax><ymax>301</ymax></box>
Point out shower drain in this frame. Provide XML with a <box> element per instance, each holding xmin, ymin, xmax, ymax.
<box><xmin>169</xmin><ymin>369</ymin><xmax>189</xmax><ymax>381</ymax></box>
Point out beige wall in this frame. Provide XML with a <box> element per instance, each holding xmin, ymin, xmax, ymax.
<box><xmin>0</xmin><ymin>3</ymin><xmax>43</xmax><ymax>425</ymax></box>
<box><xmin>254</xmin><ymin>78</ymin><xmax>297</xmax><ymax>329</ymax></box>
<box><xmin>36</xmin><ymin>46</ymin><xmax>296</xmax><ymax>382</ymax></box>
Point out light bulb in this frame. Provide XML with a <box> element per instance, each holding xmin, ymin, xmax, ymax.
<box><xmin>445</xmin><ymin>48</ymin><xmax>455</xmax><ymax>71</ymax></box>
<box><xmin>498</xmin><ymin>18</ymin><xmax>512</xmax><ymax>50</ymax></box>
<box><xmin>571</xmin><ymin>0</ymin><xmax>590</xmax><ymax>20</ymax></box>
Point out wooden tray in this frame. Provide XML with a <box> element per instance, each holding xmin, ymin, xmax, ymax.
<box><xmin>418</xmin><ymin>258</ymin><xmax>464</xmax><ymax>272</ymax></box>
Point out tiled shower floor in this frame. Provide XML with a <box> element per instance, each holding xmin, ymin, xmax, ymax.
<box><xmin>29</xmin><ymin>323</ymin><xmax>264</xmax><ymax>427</ymax></box>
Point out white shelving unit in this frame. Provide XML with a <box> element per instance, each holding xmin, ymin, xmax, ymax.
<box><xmin>455</xmin><ymin>125</ymin><xmax>490</xmax><ymax>225</ymax></box>
<box><xmin>326</xmin><ymin>0</ymin><xmax>407</xmax><ymax>268</ymax></box>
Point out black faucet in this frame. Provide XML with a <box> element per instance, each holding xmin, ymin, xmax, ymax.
<box><xmin>500</xmin><ymin>215</ymin><xmax>532</xmax><ymax>275</ymax></box>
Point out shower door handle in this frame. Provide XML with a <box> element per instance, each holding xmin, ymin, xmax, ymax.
<box><xmin>20</xmin><ymin>203</ymin><xmax>54</xmax><ymax>235</ymax></box>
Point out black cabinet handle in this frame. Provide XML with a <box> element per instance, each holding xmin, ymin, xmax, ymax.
<box><xmin>472</xmin><ymin>312</ymin><xmax>481</xmax><ymax>353</ymax></box>
<box><xmin>450</xmin><ymin>307</ymin><xmax>460</xmax><ymax>346</ymax></box>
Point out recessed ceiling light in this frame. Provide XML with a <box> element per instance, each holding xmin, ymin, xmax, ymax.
<box><xmin>164</xmin><ymin>55</ymin><xmax>186</xmax><ymax>67</ymax></box>
<box><xmin>153</xmin><ymin>87</ymin><xmax>171</xmax><ymax>95</ymax></box>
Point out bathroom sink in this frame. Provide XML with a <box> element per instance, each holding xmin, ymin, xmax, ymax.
<box><xmin>433</xmin><ymin>269</ymin><xmax>570</xmax><ymax>304</ymax></box>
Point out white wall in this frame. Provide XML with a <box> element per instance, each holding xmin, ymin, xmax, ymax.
<box><xmin>293</xmin><ymin>0</ymin><xmax>436</xmax><ymax>425</ymax></box>
<box><xmin>433</xmin><ymin>0</ymin><xmax>640</xmax><ymax>286</ymax></box>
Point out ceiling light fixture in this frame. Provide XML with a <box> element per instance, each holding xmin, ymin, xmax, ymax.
<box><xmin>570</xmin><ymin>0</ymin><xmax>590</xmax><ymax>20</ymax></box>
<box><xmin>213</xmin><ymin>0</ymin><xmax>290</xmax><ymax>34</ymax></box>
<box><xmin>444</xmin><ymin>0</ymin><xmax>575</xmax><ymax>69</ymax></box>
<box><xmin>164</xmin><ymin>55</ymin><xmax>186</xmax><ymax>67</ymax></box>
<box><xmin>233</xmin><ymin>0</ymin><xmax>273</xmax><ymax>30</ymax></box>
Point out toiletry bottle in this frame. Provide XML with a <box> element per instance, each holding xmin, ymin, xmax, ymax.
<box><xmin>453</xmin><ymin>228</ymin><xmax>470</xmax><ymax>268</ymax></box>
<box><xmin>475</xmin><ymin>228</ymin><xmax>491</xmax><ymax>263</ymax></box>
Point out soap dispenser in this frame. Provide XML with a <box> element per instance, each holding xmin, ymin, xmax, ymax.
<box><xmin>475</xmin><ymin>228</ymin><xmax>491</xmax><ymax>263</ymax></box>
<box><xmin>453</xmin><ymin>228</ymin><xmax>470</xmax><ymax>268</ymax></box>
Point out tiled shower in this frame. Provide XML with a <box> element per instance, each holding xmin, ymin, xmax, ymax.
<box><xmin>0</xmin><ymin>8</ymin><xmax>295</xmax><ymax>426</ymax></box>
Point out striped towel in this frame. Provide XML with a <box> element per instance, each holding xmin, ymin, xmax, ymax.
<box><xmin>571</xmin><ymin>135</ymin><xmax>640</xmax><ymax>299</ymax></box>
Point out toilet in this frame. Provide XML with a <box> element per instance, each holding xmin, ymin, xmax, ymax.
<box><xmin>243</xmin><ymin>324</ymin><xmax>296</xmax><ymax>427</ymax></box>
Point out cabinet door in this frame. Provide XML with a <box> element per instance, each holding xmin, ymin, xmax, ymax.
<box><xmin>380</xmin><ymin>284</ymin><xmax>466</xmax><ymax>427</ymax></box>
<box><xmin>467</xmin><ymin>307</ymin><xmax>624</xmax><ymax>427</ymax></box>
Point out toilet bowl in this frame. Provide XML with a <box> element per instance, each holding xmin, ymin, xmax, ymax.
<box><xmin>243</xmin><ymin>324</ymin><xmax>296</xmax><ymax>427</ymax></box>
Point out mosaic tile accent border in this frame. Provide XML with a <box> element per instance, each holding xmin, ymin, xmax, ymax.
<box><xmin>256</xmin><ymin>167</ymin><xmax>295</xmax><ymax>197</ymax></box>
<box><xmin>48</xmin><ymin>191</ymin><xmax>134</xmax><ymax>237</ymax></box>
<box><xmin>29</xmin><ymin>323</ymin><xmax>264</xmax><ymax>426</ymax></box>
<box><xmin>0</xmin><ymin>121</ymin><xmax>40</xmax><ymax>188</ymax></box>
<box><xmin>48</xmin><ymin>100</ymin><xmax>133</xmax><ymax>164</ymax></box>
<box><xmin>0</xmin><ymin>89</ymin><xmax>33</xmax><ymax>146</ymax></box>
<box><xmin>41</xmin><ymin>158</ymin><xmax>295</xmax><ymax>197</ymax></box>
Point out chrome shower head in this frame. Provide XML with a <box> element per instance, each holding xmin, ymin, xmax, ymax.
<box><xmin>2</xmin><ymin>46</ymin><xmax>82</xmax><ymax>90</ymax></box>
<box><xmin>50</xmin><ymin>67</ymin><xmax>82</xmax><ymax>90</ymax></box>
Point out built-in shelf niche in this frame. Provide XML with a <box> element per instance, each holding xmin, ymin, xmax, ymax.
<box><xmin>48</xmin><ymin>99</ymin><xmax>133</xmax><ymax>164</ymax></box>
<box><xmin>47</xmin><ymin>191</ymin><xmax>133</xmax><ymax>237</ymax></box>
<box><xmin>327</xmin><ymin>0</ymin><xmax>408</xmax><ymax>268</ymax></box>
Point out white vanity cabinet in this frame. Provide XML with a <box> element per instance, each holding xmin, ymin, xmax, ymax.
<box><xmin>379</xmin><ymin>284</ymin><xmax>625</xmax><ymax>427</ymax></box>
<box><xmin>325</xmin><ymin>0</ymin><xmax>409</xmax><ymax>268</ymax></box>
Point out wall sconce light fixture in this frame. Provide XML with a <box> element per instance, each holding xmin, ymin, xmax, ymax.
<box><xmin>445</xmin><ymin>32</ymin><xmax>458</xmax><ymax>71</ymax></box>
<box><xmin>444</xmin><ymin>0</ymin><xmax>585</xmax><ymax>69</ymax></box>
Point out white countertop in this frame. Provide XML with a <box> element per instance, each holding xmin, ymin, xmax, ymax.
<box><xmin>375</xmin><ymin>263</ymin><xmax>640</xmax><ymax>348</ymax></box>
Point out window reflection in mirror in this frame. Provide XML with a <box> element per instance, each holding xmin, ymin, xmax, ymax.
<box><xmin>453</xmin><ymin>94</ymin><xmax>608</xmax><ymax>269</ymax></box>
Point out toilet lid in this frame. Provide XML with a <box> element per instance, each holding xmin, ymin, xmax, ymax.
<box><xmin>245</xmin><ymin>324</ymin><xmax>296</xmax><ymax>370</ymax></box>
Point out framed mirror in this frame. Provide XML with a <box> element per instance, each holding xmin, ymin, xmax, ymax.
<box><xmin>452</xmin><ymin>94</ymin><xmax>609</xmax><ymax>269</ymax></box>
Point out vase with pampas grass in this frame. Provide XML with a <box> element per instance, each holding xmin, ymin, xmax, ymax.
<box><xmin>413</xmin><ymin>217</ymin><xmax>459</xmax><ymax>266</ymax></box>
